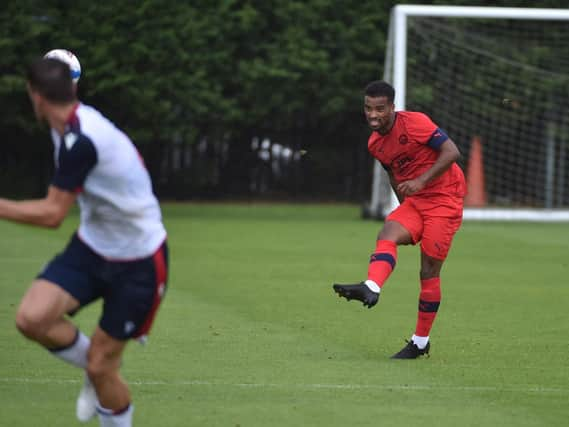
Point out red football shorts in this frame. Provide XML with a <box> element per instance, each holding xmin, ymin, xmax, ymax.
<box><xmin>386</xmin><ymin>194</ymin><xmax>463</xmax><ymax>260</ymax></box>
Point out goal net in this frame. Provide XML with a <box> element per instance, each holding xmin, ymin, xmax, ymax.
<box><xmin>368</xmin><ymin>6</ymin><xmax>569</xmax><ymax>221</ymax></box>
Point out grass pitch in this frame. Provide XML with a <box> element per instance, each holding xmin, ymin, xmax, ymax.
<box><xmin>1</xmin><ymin>203</ymin><xmax>568</xmax><ymax>426</ymax></box>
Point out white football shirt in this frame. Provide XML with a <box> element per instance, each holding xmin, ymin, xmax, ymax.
<box><xmin>50</xmin><ymin>103</ymin><xmax>166</xmax><ymax>260</ymax></box>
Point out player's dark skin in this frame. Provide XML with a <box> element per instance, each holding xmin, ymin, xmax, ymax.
<box><xmin>364</xmin><ymin>95</ymin><xmax>461</xmax><ymax>280</ymax></box>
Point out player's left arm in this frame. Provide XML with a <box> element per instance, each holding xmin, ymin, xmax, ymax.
<box><xmin>397</xmin><ymin>138</ymin><xmax>460</xmax><ymax>196</ymax></box>
<box><xmin>0</xmin><ymin>185</ymin><xmax>77</xmax><ymax>228</ymax></box>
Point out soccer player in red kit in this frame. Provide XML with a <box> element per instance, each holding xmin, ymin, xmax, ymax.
<box><xmin>333</xmin><ymin>80</ymin><xmax>466</xmax><ymax>359</ymax></box>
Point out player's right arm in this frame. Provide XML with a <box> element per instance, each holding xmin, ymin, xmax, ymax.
<box><xmin>0</xmin><ymin>186</ymin><xmax>77</xmax><ymax>228</ymax></box>
<box><xmin>0</xmin><ymin>129</ymin><xmax>96</xmax><ymax>228</ymax></box>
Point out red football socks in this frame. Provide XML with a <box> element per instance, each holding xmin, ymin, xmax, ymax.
<box><xmin>415</xmin><ymin>277</ymin><xmax>441</xmax><ymax>337</ymax></box>
<box><xmin>367</xmin><ymin>240</ymin><xmax>397</xmax><ymax>288</ymax></box>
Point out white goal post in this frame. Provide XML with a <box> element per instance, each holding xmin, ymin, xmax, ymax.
<box><xmin>367</xmin><ymin>5</ymin><xmax>569</xmax><ymax>221</ymax></box>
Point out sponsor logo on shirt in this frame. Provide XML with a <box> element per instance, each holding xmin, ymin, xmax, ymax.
<box><xmin>391</xmin><ymin>153</ymin><xmax>413</xmax><ymax>174</ymax></box>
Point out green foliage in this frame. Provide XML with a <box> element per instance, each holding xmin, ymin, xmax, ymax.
<box><xmin>3</xmin><ymin>1</ymin><xmax>567</xmax><ymax>198</ymax></box>
<box><xmin>0</xmin><ymin>1</ymin><xmax>393</xmax><ymax>197</ymax></box>
<box><xmin>0</xmin><ymin>0</ymin><xmax>389</xmax><ymax>144</ymax></box>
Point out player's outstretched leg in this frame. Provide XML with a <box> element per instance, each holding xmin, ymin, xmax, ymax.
<box><xmin>76</xmin><ymin>373</ymin><xmax>97</xmax><ymax>422</ymax></box>
<box><xmin>391</xmin><ymin>340</ymin><xmax>430</xmax><ymax>359</ymax></box>
<box><xmin>332</xmin><ymin>281</ymin><xmax>380</xmax><ymax>308</ymax></box>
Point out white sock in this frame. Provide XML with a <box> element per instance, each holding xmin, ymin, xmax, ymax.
<box><xmin>97</xmin><ymin>403</ymin><xmax>133</xmax><ymax>427</ymax></box>
<box><xmin>364</xmin><ymin>280</ymin><xmax>381</xmax><ymax>293</ymax></box>
<box><xmin>411</xmin><ymin>334</ymin><xmax>429</xmax><ymax>350</ymax></box>
<box><xmin>50</xmin><ymin>330</ymin><xmax>90</xmax><ymax>369</ymax></box>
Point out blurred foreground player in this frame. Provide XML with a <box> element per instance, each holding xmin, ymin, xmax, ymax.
<box><xmin>0</xmin><ymin>57</ymin><xmax>168</xmax><ymax>426</ymax></box>
<box><xmin>333</xmin><ymin>81</ymin><xmax>465</xmax><ymax>359</ymax></box>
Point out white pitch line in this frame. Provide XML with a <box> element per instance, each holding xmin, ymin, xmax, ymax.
<box><xmin>0</xmin><ymin>377</ymin><xmax>567</xmax><ymax>394</ymax></box>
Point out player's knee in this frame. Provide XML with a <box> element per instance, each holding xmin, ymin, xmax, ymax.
<box><xmin>86</xmin><ymin>346</ymin><xmax>121</xmax><ymax>382</ymax></box>
<box><xmin>378</xmin><ymin>221</ymin><xmax>413</xmax><ymax>245</ymax></box>
<box><xmin>15</xmin><ymin>308</ymin><xmax>47</xmax><ymax>340</ymax></box>
<box><xmin>86</xmin><ymin>354</ymin><xmax>112</xmax><ymax>382</ymax></box>
<box><xmin>420</xmin><ymin>256</ymin><xmax>443</xmax><ymax>279</ymax></box>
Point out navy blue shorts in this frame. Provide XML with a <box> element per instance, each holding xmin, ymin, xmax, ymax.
<box><xmin>38</xmin><ymin>233</ymin><xmax>169</xmax><ymax>340</ymax></box>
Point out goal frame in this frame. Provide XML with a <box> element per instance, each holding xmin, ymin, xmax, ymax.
<box><xmin>368</xmin><ymin>5</ymin><xmax>569</xmax><ymax>222</ymax></box>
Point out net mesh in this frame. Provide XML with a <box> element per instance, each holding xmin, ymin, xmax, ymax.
<box><xmin>402</xmin><ymin>16</ymin><xmax>569</xmax><ymax>208</ymax></box>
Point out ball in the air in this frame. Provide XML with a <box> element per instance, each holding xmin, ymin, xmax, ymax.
<box><xmin>44</xmin><ymin>49</ymin><xmax>81</xmax><ymax>83</ymax></box>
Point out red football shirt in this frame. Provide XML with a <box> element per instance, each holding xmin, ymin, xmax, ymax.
<box><xmin>368</xmin><ymin>111</ymin><xmax>466</xmax><ymax>197</ymax></box>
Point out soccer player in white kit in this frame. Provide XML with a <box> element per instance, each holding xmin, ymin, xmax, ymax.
<box><xmin>0</xmin><ymin>57</ymin><xmax>169</xmax><ymax>427</ymax></box>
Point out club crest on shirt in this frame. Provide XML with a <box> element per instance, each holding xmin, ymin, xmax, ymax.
<box><xmin>64</xmin><ymin>133</ymin><xmax>78</xmax><ymax>150</ymax></box>
<box><xmin>399</xmin><ymin>134</ymin><xmax>409</xmax><ymax>145</ymax></box>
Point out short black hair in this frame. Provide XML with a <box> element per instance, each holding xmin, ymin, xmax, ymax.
<box><xmin>26</xmin><ymin>57</ymin><xmax>75</xmax><ymax>103</ymax></box>
<box><xmin>364</xmin><ymin>80</ymin><xmax>395</xmax><ymax>104</ymax></box>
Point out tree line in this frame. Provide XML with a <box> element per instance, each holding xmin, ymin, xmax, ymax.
<box><xmin>1</xmin><ymin>0</ymin><xmax>567</xmax><ymax>200</ymax></box>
